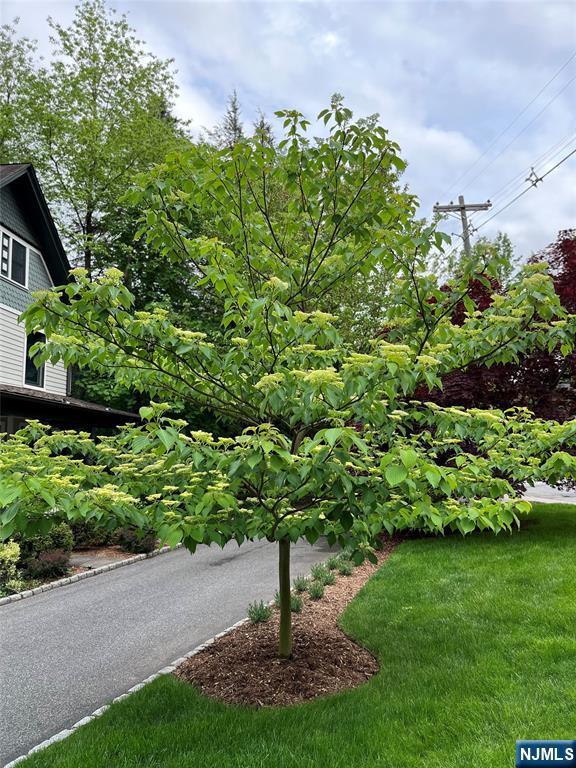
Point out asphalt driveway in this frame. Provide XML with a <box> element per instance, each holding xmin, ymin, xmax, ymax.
<box><xmin>0</xmin><ymin>539</ymin><xmax>332</xmax><ymax>766</ymax></box>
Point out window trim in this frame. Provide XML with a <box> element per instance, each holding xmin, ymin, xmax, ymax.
<box><xmin>0</xmin><ymin>225</ymin><xmax>31</xmax><ymax>289</ymax></box>
<box><xmin>23</xmin><ymin>331</ymin><xmax>46</xmax><ymax>391</ymax></box>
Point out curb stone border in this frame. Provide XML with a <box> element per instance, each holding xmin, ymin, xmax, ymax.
<box><xmin>3</xmin><ymin>614</ymin><xmax>254</xmax><ymax>768</ymax></box>
<box><xmin>0</xmin><ymin>544</ymin><xmax>183</xmax><ymax>608</ymax></box>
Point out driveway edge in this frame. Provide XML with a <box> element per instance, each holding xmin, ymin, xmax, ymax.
<box><xmin>3</xmin><ymin>614</ymin><xmax>253</xmax><ymax>767</ymax></box>
<box><xmin>0</xmin><ymin>544</ymin><xmax>183</xmax><ymax>608</ymax></box>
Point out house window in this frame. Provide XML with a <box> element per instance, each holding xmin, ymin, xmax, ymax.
<box><xmin>24</xmin><ymin>332</ymin><xmax>45</xmax><ymax>388</ymax></box>
<box><xmin>1</xmin><ymin>233</ymin><xmax>8</xmax><ymax>276</ymax></box>
<box><xmin>0</xmin><ymin>227</ymin><xmax>30</xmax><ymax>287</ymax></box>
<box><xmin>11</xmin><ymin>240</ymin><xmax>27</xmax><ymax>285</ymax></box>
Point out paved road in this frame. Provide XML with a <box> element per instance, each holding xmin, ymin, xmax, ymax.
<box><xmin>0</xmin><ymin>539</ymin><xmax>333</xmax><ymax>766</ymax></box>
<box><xmin>524</xmin><ymin>481</ymin><xmax>576</xmax><ymax>504</ymax></box>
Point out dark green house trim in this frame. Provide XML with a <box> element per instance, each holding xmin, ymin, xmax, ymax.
<box><xmin>0</xmin><ymin>164</ymin><xmax>70</xmax><ymax>285</ymax></box>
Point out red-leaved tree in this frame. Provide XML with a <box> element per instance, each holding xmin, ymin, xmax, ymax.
<box><xmin>418</xmin><ymin>230</ymin><xmax>576</xmax><ymax>420</ymax></box>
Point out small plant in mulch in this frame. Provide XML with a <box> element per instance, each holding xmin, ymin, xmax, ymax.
<box><xmin>274</xmin><ymin>590</ymin><xmax>303</xmax><ymax>613</ymax></box>
<box><xmin>326</xmin><ymin>554</ymin><xmax>341</xmax><ymax>570</ymax></box>
<box><xmin>308</xmin><ymin>580</ymin><xmax>325</xmax><ymax>600</ymax></box>
<box><xmin>292</xmin><ymin>574</ymin><xmax>308</xmax><ymax>593</ymax></box>
<box><xmin>311</xmin><ymin>563</ymin><xmax>335</xmax><ymax>586</ymax></box>
<box><xmin>338</xmin><ymin>560</ymin><xmax>354</xmax><ymax>576</ymax></box>
<box><xmin>247</xmin><ymin>600</ymin><xmax>272</xmax><ymax>624</ymax></box>
<box><xmin>175</xmin><ymin>541</ymin><xmax>397</xmax><ymax>708</ymax></box>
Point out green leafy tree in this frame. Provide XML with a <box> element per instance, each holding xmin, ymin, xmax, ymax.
<box><xmin>1</xmin><ymin>0</ymin><xmax>186</xmax><ymax>276</ymax></box>
<box><xmin>0</xmin><ymin>18</ymin><xmax>37</xmax><ymax>161</ymax></box>
<box><xmin>2</xmin><ymin>100</ymin><xmax>576</xmax><ymax>660</ymax></box>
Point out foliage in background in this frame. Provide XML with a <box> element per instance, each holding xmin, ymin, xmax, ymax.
<box><xmin>1</xmin><ymin>100</ymin><xmax>576</xmax><ymax>659</ymax></box>
<box><xmin>0</xmin><ymin>19</ymin><xmax>37</xmax><ymax>160</ymax></box>
<box><xmin>0</xmin><ymin>540</ymin><xmax>24</xmax><ymax>596</ymax></box>
<box><xmin>422</xmin><ymin>229</ymin><xmax>576</xmax><ymax>421</ymax></box>
<box><xmin>207</xmin><ymin>90</ymin><xmax>245</xmax><ymax>149</ymax></box>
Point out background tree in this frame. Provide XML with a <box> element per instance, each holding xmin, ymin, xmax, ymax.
<box><xmin>253</xmin><ymin>109</ymin><xmax>275</xmax><ymax>147</ymax></box>
<box><xmin>2</xmin><ymin>101</ymin><xmax>576</xmax><ymax>662</ymax></box>
<box><xmin>420</xmin><ymin>230</ymin><xmax>576</xmax><ymax>421</ymax></box>
<box><xmin>0</xmin><ymin>0</ymin><xmax>187</xmax><ymax>277</ymax></box>
<box><xmin>0</xmin><ymin>2</ymin><xmax>233</xmax><ymax>414</ymax></box>
<box><xmin>0</xmin><ymin>19</ymin><xmax>36</xmax><ymax>161</ymax></box>
<box><xmin>207</xmin><ymin>90</ymin><xmax>245</xmax><ymax>148</ymax></box>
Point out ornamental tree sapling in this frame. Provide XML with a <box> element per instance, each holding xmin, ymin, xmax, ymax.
<box><xmin>2</xmin><ymin>100</ymin><xmax>576</xmax><ymax>659</ymax></box>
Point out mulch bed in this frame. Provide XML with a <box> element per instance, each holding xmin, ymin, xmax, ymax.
<box><xmin>174</xmin><ymin>538</ymin><xmax>398</xmax><ymax>707</ymax></box>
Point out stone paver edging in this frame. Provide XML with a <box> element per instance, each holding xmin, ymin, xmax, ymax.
<box><xmin>3</xmin><ymin>614</ymin><xmax>253</xmax><ymax>767</ymax></box>
<box><xmin>0</xmin><ymin>544</ymin><xmax>183</xmax><ymax>608</ymax></box>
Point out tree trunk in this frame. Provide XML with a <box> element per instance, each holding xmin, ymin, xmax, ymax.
<box><xmin>278</xmin><ymin>537</ymin><xmax>292</xmax><ymax>658</ymax></box>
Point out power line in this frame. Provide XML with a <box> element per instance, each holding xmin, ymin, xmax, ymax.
<box><xmin>487</xmin><ymin>131</ymin><xmax>576</xmax><ymax>206</ymax></box>
<box><xmin>464</xmin><ymin>135</ymin><xmax>576</xmax><ymax>233</ymax></box>
<box><xmin>459</xmin><ymin>72</ymin><xmax>576</xmax><ymax>195</ymax></box>
<box><xmin>474</xmin><ymin>146</ymin><xmax>576</xmax><ymax>232</ymax></box>
<box><xmin>435</xmin><ymin>144</ymin><xmax>576</xmax><ymax>268</ymax></box>
<box><xmin>441</xmin><ymin>50</ymin><xmax>576</xmax><ymax>198</ymax></box>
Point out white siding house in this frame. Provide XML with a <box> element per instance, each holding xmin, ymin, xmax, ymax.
<box><xmin>0</xmin><ymin>230</ymin><xmax>68</xmax><ymax>396</ymax></box>
<box><xmin>0</xmin><ymin>164</ymin><xmax>135</xmax><ymax>433</ymax></box>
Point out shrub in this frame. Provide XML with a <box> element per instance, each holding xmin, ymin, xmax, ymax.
<box><xmin>311</xmin><ymin>563</ymin><xmax>335</xmax><ymax>585</ymax></box>
<box><xmin>247</xmin><ymin>600</ymin><xmax>272</xmax><ymax>624</ymax></box>
<box><xmin>338</xmin><ymin>560</ymin><xmax>354</xmax><ymax>576</ymax></box>
<box><xmin>23</xmin><ymin>549</ymin><xmax>70</xmax><ymax>580</ymax></box>
<box><xmin>275</xmin><ymin>591</ymin><xmax>303</xmax><ymax>613</ymax></box>
<box><xmin>308</xmin><ymin>581</ymin><xmax>325</xmax><ymax>600</ymax></box>
<box><xmin>71</xmin><ymin>519</ymin><xmax>115</xmax><ymax>549</ymax></box>
<box><xmin>290</xmin><ymin>593</ymin><xmax>303</xmax><ymax>613</ymax></box>
<box><xmin>0</xmin><ymin>541</ymin><xmax>24</xmax><ymax>596</ymax></box>
<box><xmin>19</xmin><ymin>522</ymin><xmax>74</xmax><ymax>560</ymax></box>
<box><xmin>116</xmin><ymin>526</ymin><xmax>157</xmax><ymax>554</ymax></box>
<box><xmin>292</xmin><ymin>574</ymin><xmax>308</xmax><ymax>593</ymax></box>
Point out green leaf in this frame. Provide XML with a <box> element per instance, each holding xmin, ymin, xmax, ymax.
<box><xmin>164</xmin><ymin>527</ymin><xmax>183</xmax><ymax>548</ymax></box>
<box><xmin>323</xmin><ymin>428</ymin><xmax>344</xmax><ymax>447</ymax></box>
<box><xmin>514</xmin><ymin>500</ymin><xmax>532</xmax><ymax>514</ymax></box>
<box><xmin>399</xmin><ymin>448</ymin><xmax>418</xmax><ymax>469</ymax></box>
<box><xmin>385</xmin><ymin>464</ymin><xmax>407</xmax><ymax>486</ymax></box>
<box><xmin>0</xmin><ymin>484</ymin><xmax>20</xmax><ymax>506</ymax></box>
<box><xmin>424</xmin><ymin>467</ymin><xmax>442</xmax><ymax>488</ymax></box>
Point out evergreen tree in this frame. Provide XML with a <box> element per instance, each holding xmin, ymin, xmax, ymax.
<box><xmin>208</xmin><ymin>90</ymin><xmax>245</xmax><ymax>148</ymax></box>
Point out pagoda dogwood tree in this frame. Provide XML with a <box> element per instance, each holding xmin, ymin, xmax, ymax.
<box><xmin>2</xmin><ymin>99</ymin><xmax>576</xmax><ymax>659</ymax></box>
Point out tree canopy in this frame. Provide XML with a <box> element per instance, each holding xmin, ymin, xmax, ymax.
<box><xmin>2</xmin><ymin>99</ymin><xmax>576</xmax><ymax>657</ymax></box>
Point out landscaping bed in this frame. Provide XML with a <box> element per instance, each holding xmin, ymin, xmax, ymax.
<box><xmin>0</xmin><ymin>522</ymin><xmax>159</xmax><ymax>598</ymax></box>
<box><xmin>175</xmin><ymin>539</ymin><xmax>397</xmax><ymax>706</ymax></box>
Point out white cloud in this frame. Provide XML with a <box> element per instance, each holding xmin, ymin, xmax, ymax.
<box><xmin>4</xmin><ymin>0</ymin><xmax>576</xmax><ymax>256</ymax></box>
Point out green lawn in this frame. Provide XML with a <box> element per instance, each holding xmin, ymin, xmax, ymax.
<box><xmin>24</xmin><ymin>503</ymin><xmax>576</xmax><ymax>768</ymax></box>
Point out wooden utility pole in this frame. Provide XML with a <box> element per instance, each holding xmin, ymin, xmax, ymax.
<box><xmin>433</xmin><ymin>196</ymin><xmax>492</xmax><ymax>258</ymax></box>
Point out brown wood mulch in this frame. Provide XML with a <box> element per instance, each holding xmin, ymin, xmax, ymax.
<box><xmin>174</xmin><ymin>538</ymin><xmax>398</xmax><ymax>707</ymax></box>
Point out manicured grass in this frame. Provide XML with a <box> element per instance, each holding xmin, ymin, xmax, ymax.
<box><xmin>23</xmin><ymin>503</ymin><xmax>576</xmax><ymax>768</ymax></box>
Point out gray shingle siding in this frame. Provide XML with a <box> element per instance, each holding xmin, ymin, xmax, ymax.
<box><xmin>0</xmin><ymin>250</ymin><xmax>53</xmax><ymax>312</ymax></box>
<box><xmin>0</xmin><ymin>185</ymin><xmax>41</xmax><ymax>248</ymax></box>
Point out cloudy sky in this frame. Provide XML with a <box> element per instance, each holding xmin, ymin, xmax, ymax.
<box><xmin>6</xmin><ymin>0</ymin><xmax>576</xmax><ymax>257</ymax></box>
